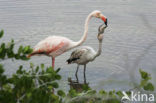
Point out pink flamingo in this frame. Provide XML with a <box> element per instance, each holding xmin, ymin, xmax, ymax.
<box><xmin>28</xmin><ymin>10</ymin><xmax>107</xmax><ymax>69</ymax></box>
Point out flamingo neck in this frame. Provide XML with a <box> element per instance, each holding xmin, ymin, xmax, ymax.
<box><xmin>94</xmin><ymin>40</ymin><xmax>102</xmax><ymax>58</ymax></box>
<box><xmin>71</xmin><ymin>13</ymin><xmax>92</xmax><ymax>49</ymax></box>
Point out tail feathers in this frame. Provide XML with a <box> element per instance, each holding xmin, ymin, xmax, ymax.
<box><xmin>27</xmin><ymin>54</ymin><xmax>31</xmax><ymax>58</ymax></box>
<box><xmin>27</xmin><ymin>51</ymin><xmax>47</xmax><ymax>58</ymax></box>
<box><xmin>27</xmin><ymin>53</ymin><xmax>35</xmax><ymax>58</ymax></box>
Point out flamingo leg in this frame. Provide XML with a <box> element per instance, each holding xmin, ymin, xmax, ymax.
<box><xmin>52</xmin><ymin>57</ymin><xmax>55</xmax><ymax>93</ymax></box>
<box><xmin>52</xmin><ymin>57</ymin><xmax>55</xmax><ymax>69</ymax></box>
<box><xmin>84</xmin><ymin>64</ymin><xmax>86</xmax><ymax>84</ymax></box>
<box><xmin>75</xmin><ymin>65</ymin><xmax>79</xmax><ymax>83</ymax></box>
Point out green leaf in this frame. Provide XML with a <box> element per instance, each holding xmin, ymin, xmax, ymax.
<box><xmin>68</xmin><ymin>89</ymin><xmax>78</xmax><ymax>97</ymax></box>
<box><xmin>26</xmin><ymin>92</ymin><xmax>32</xmax><ymax>98</ymax></box>
<box><xmin>143</xmin><ymin>82</ymin><xmax>154</xmax><ymax>91</ymax></box>
<box><xmin>116</xmin><ymin>91</ymin><xmax>123</xmax><ymax>97</ymax></box>
<box><xmin>16</xmin><ymin>65</ymin><xmax>23</xmax><ymax>74</ymax></box>
<box><xmin>18</xmin><ymin>46</ymin><xmax>23</xmax><ymax>54</ymax></box>
<box><xmin>46</xmin><ymin>67</ymin><xmax>53</xmax><ymax>73</ymax></box>
<box><xmin>0</xmin><ymin>30</ymin><xmax>4</xmax><ymax>38</ymax></box>
<box><xmin>7</xmin><ymin>50</ymin><xmax>14</xmax><ymax>58</ymax></box>
<box><xmin>139</xmin><ymin>69</ymin><xmax>149</xmax><ymax>80</ymax></box>
<box><xmin>15</xmin><ymin>54</ymin><xmax>20</xmax><ymax>59</ymax></box>
<box><xmin>30</xmin><ymin>62</ymin><xmax>34</xmax><ymax>68</ymax></box>
<box><xmin>51</xmin><ymin>82</ymin><xmax>59</xmax><ymax>88</ymax></box>
<box><xmin>51</xmin><ymin>94</ymin><xmax>59</xmax><ymax>102</ymax></box>
<box><xmin>55</xmin><ymin>68</ymin><xmax>60</xmax><ymax>73</ymax></box>
<box><xmin>35</xmin><ymin>66</ymin><xmax>39</xmax><ymax>73</ymax></box>
<box><xmin>48</xmin><ymin>85</ymin><xmax>53</xmax><ymax>89</ymax></box>
<box><xmin>21</xmin><ymin>55</ymin><xmax>29</xmax><ymax>60</ymax></box>
<box><xmin>1</xmin><ymin>43</ymin><xmax>5</xmax><ymax>49</ymax></box>
<box><xmin>82</xmin><ymin>84</ymin><xmax>90</xmax><ymax>91</ymax></box>
<box><xmin>99</xmin><ymin>90</ymin><xmax>107</xmax><ymax>95</ymax></box>
<box><xmin>0</xmin><ymin>64</ymin><xmax>4</xmax><ymax>74</ymax></box>
<box><xmin>9</xmin><ymin>40</ymin><xmax>14</xmax><ymax>50</ymax></box>
<box><xmin>126</xmin><ymin>91</ymin><xmax>131</xmax><ymax>96</ymax></box>
<box><xmin>140</xmin><ymin>79</ymin><xmax>148</xmax><ymax>87</ymax></box>
<box><xmin>23</xmin><ymin>46</ymin><xmax>29</xmax><ymax>53</ymax></box>
<box><xmin>23</xmin><ymin>46</ymin><xmax>32</xmax><ymax>54</ymax></box>
<box><xmin>55</xmin><ymin>75</ymin><xmax>61</xmax><ymax>80</ymax></box>
<box><xmin>87</xmin><ymin>90</ymin><xmax>96</xmax><ymax>95</ymax></box>
<box><xmin>28</xmin><ymin>48</ymin><xmax>33</xmax><ymax>54</ymax></box>
<box><xmin>57</xmin><ymin>90</ymin><xmax>65</xmax><ymax>97</ymax></box>
<box><xmin>41</xmin><ymin>64</ymin><xmax>44</xmax><ymax>69</ymax></box>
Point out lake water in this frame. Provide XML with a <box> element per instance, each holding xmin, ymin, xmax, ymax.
<box><xmin>0</xmin><ymin>0</ymin><xmax>156</xmax><ymax>91</ymax></box>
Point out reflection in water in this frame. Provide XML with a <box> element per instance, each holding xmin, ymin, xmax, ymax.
<box><xmin>68</xmin><ymin>77</ymin><xmax>90</xmax><ymax>92</ymax></box>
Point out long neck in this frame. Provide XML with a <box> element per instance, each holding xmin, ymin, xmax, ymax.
<box><xmin>94</xmin><ymin>40</ymin><xmax>103</xmax><ymax>58</ymax></box>
<box><xmin>71</xmin><ymin>13</ymin><xmax>92</xmax><ymax>48</ymax></box>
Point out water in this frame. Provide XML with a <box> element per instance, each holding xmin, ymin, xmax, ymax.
<box><xmin>0</xmin><ymin>0</ymin><xmax>156</xmax><ymax>91</ymax></box>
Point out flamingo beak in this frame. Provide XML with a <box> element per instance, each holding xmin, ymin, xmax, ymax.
<box><xmin>105</xmin><ymin>18</ymin><xmax>107</xmax><ymax>26</ymax></box>
<box><xmin>100</xmin><ymin>14</ymin><xmax>107</xmax><ymax>26</ymax></box>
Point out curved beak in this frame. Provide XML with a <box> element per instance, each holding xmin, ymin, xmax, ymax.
<box><xmin>105</xmin><ymin>18</ymin><xmax>107</xmax><ymax>26</ymax></box>
<box><xmin>100</xmin><ymin>14</ymin><xmax>107</xmax><ymax>26</ymax></box>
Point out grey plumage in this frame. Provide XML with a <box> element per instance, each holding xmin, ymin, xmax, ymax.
<box><xmin>67</xmin><ymin>47</ymin><xmax>94</xmax><ymax>64</ymax></box>
<box><xmin>67</xmin><ymin>23</ymin><xmax>107</xmax><ymax>83</ymax></box>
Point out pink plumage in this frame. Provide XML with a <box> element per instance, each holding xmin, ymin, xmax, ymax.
<box><xmin>28</xmin><ymin>10</ymin><xmax>107</xmax><ymax>69</ymax></box>
<box><xmin>30</xmin><ymin>36</ymin><xmax>73</xmax><ymax>57</ymax></box>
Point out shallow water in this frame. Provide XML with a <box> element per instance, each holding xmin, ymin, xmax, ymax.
<box><xmin>0</xmin><ymin>0</ymin><xmax>156</xmax><ymax>91</ymax></box>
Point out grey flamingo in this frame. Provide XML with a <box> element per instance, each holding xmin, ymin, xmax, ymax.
<box><xmin>67</xmin><ymin>23</ymin><xmax>107</xmax><ymax>83</ymax></box>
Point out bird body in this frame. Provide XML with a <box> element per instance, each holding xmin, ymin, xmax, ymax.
<box><xmin>67</xmin><ymin>46</ymin><xmax>96</xmax><ymax>65</ymax></box>
<box><xmin>29</xmin><ymin>36</ymin><xmax>75</xmax><ymax>58</ymax></box>
<box><xmin>28</xmin><ymin>10</ymin><xmax>107</xmax><ymax>68</ymax></box>
<box><xmin>67</xmin><ymin>24</ymin><xmax>107</xmax><ymax>83</ymax></box>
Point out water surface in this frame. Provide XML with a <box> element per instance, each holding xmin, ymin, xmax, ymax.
<box><xmin>0</xmin><ymin>0</ymin><xmax>156</xmax><ymax>91</ymax></box>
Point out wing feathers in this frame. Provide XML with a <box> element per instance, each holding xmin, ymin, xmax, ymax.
<box><xmin>66</xmin><ymin>49</ymin><xmax>86</xmax><ymax>64</ymax></box>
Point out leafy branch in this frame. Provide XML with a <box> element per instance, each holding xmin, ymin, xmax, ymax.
<box><xmin>0</xmin><ymin>30</ymin><xmax>32</xmax><ymax>61</ymax></box>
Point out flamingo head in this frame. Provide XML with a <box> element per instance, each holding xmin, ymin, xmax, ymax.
<box><xmin>97</xmin><ymin>23</ymin><xmax>107</xmax><ymax>41</ymax></box>
<box><xmin>91</xmin><ymin>10</ymin><xmax>107</xmax><ymax>26</ymax></box>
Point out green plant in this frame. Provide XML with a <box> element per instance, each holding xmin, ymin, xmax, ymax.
<box><xmin>139</xmin><ymin>69</ymin><xmax>154</xmax><ymax>91</ymax></box>
<box><xmin>0</xmin><ymin>30</ymin><xmax>32</xmax><ymax>60</ymax></box>
<box><xmin>64</xmin><ymin>69</ymin><xmax>155</xmax><ymax>103</ymax></box>
<box><xmin>0</xmin><ymin>30</ymin><xmax>65</xmax><ymax>103</ymax></box>
<box><xmin>0</xmin><ymin>30</ymin><xmax>155</xmax><ymax>103</ymax></box>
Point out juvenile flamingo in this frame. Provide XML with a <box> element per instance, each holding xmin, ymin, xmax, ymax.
<box><xmin>67</xmin><ymin>24</ymin><xmax>107</xmax><ymax>83</ymax></box>
<box><xmin>28</xmin><ymin>10</ymin><xmax>107</xmax><ymax>69</ymax></box>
